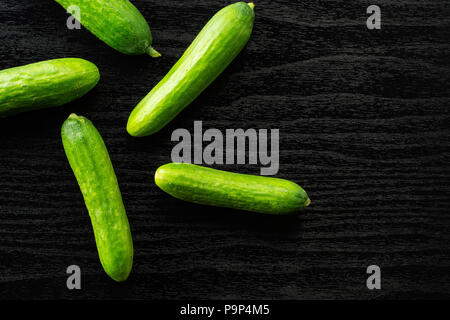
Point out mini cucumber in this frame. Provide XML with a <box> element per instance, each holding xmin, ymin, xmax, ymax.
<box><xmin>0</xmin><ymin>58</ymin><xmax>99</xmax><ymax>117</ymax></box>
<box><xmin>62</xmin><ymin>114</ymin><xmax>133</xmax><ymax>282</ymax></box>
<box><xmin>54</xmin><ymin>0</ymin><xmax>160</xmax><ymax>57</ymax></box>
<box><xmin>127</xmin><ymin>2</ymin><xmax>255</xmax><ymax>137</ymax></box>
<box><xmin>155</xmin><ymin>163</ymin><xmax>310</xmax><ymax>215</ymax></box>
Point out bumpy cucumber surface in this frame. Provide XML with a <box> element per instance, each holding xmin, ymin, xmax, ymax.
<box><xmin>0</xmin><ymin>58</ymin><xmax>99</xmax><ymax>117</ymax></box>
<box><xmin>62</xmin><ymin>114</ymin><xmax>133</xmax><ymax>282</ymax></box>
<box><xmin>55</xmin><ymin>0</ymin><xmax>160</xmax><ymax>57</ymax></box>
<box><xmin>155</xmin><ymin>163</ymin><xmax>310</xmax><ymax>215</ymax></box>
<box><xmin>127</xmin><ymin>2</ymin><xmax>255</xmax><ymax>137</ymax></box>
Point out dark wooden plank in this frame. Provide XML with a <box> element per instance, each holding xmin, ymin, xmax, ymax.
<box><xmin>0</xmin><ymin>0</ymin><xmax>449</xmax><ymax>299</ymax></box>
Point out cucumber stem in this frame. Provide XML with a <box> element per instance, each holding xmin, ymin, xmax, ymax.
<box><xmin>305</xmin><ymin>198</ymin><xmax>311</xmax><ymax>207</ymax></box>
<box><xmin>248</xmin><ymin>2</ymin><xmax>255</xmax><ymax>9</ymax></box>
<box><xmin>69</xmin><ymin>113</ymin><xmax>78</xmax><ymax>119</ymax></box>
<box><xmin>147</xmin><ymin>46</ymin><xmax>161</xmax><ymax>58</ymax></box>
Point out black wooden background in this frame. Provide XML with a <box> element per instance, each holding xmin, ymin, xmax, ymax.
<box><xmin>0</xmin><ymin>0</ymin><xmax>449</xmax><ymax>300</ymax></box>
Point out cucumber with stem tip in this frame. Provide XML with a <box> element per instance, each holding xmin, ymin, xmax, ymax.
<box><xmin>127</xmin><ymin>2</ymin><xmax>255</xmax><ymax>136</ymax></box>
<box><xmin>54</xmin><ymin>0</ymin><xmax>160</xmax><ymax>57</ymax></box>
<box><xmin>155</xmin><ymin>163</ymin><xmax>311</xmax><ymax>215</ymax></box>
<box><xmin>61</xmin><ymin>114</ymin><xmax>133</xmax><ymax>282</ymax></box>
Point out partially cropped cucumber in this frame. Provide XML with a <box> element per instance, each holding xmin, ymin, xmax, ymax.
<box><xmin>0</xmin><ymin>58</ymin><xmax>99</xmax><ymax>117</ymax></box>
<box><xmin>127</xmin><ymin>2</ymin><xmax>255</xmax><ymax>136</ymax></box>
<box><xmin>62</xmin><ymin>114</ymin><xmax>133</xmax><ymax>282</ymax></box>
<box><xmin>54</xmin><ymin>0</ymin><xmax>160</xmax><ymax>57</ymax></box>
<box><xmin>155</xmin><ymin>163</ymin><xmax>310</xmax><ymax>215</ymax></box>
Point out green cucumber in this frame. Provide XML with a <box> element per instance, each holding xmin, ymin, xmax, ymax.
<box><xmin>127</xmin><ymin>2</ymin><xmax>255</xmax><ymax>137</ymax></box>
<box><xmin>155</xmin><ymin>163</ymin><xmax>310</xmax><ymax>215</ymax></box>
<box><xmin>54</xmin><ymin>0</ymin><xmax>160</xmax><ymax>57</ymax></box>
<box><xmin>0</xmin><ymin>58</ymin><xmax>99</xmax><ymax>117</ymax></box>
<box><xmin>61</xmin><ymin>114</ymin><xmax>133</xmax><ymax>282</ymax></box>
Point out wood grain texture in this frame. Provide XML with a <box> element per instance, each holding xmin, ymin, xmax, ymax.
<box><xmin>0</xmin><ymin>0</ymin><xmax>449</xmax><ymax>299</ymax></box>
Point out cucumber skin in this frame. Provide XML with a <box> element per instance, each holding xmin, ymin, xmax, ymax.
<box><xmin>55</xmin><ymin>0</ymin><xmax>155</xmax><ymax>55</ymax></box>
<box><xmin>127</xmin><ymin>2</ymin><xmax>255</xmax><ymax>137</ymax></box>
<box><xmin>62</xmin><ymin>114</ymin><xmax>133</xmax><ymax>282</ymax></box>
<box><xmin>0</xmin><ymin>58</ymin><xmax>99</xmax><ymax>117</ymax></box>
<box><xmin>155</xmin><ymin>163</ymin><xmax>310</xmax><ymax>215</ymax></box>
